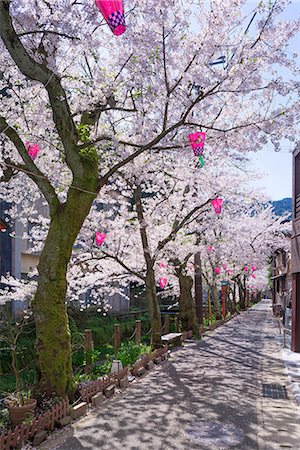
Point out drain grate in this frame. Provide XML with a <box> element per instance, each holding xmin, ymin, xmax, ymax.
<box><xmin>185</xmin><ymin>421</ymin><xmax>243</xmax><ymax>448</ymax></box>
<box><xmin>262</xmin><ymin>383</ymin><xmax>288</xmax><ymax>399</ymax></box>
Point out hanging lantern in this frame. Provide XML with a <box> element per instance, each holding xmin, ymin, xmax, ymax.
<box><xmin>251</xmin><ymin>273</ymin><xmax>256</xmax><ymax>279</ymax></box>
<box><xmin>252</xmin><ymin>265</ymin><xmax>257</xmax><ymax>272</ymax></box>
<box><xmin>159</xmin><ymin>262</ymin><xmax>167</xmax><ymax>269</ymax></box>
<box><xmin>244</xmin><ymin>266</ymin><xmax>249</xmax><ymax>273</ymax></box>
<box><xmin>188</xmin><ymin>131</ymin><xmax>206</xmax><ymax>167</ymax></box>
<box><xmin>95</xmin><ymin>0</ymin><xmax>126</xmax><ymax>36</ymax></box>
<box><xmin>222</xmin><ymin>264</ymin><xmax>227</xmax><ymax>270</ymax></box>
<box><xmin>227</xmin><ymin>270</ymin><xmax>233</xmax><ymax>276</ymax></box>
<box><xmin>95</xmin><ymin>232</ymin><xmax>106</xmax><ymax>246</ymax></box>
<box><xmin>214</xmin><ymin>267</ymin><xmax>221</xmax><ymax>275</ymax></box>
<box><xmin>159</xmin><ymin>277</ymin><xmax>167</xmax><ymax>289</ymax></box>
<box><xmin>188</xmin><ymin>132</ymin><xmax>206</xmax><ymax>155</ymax></box>
<box><xmin>211</xmin><ymin>198</ymin><xmax>223</xmax><ymax>215</ymax></box>
<box><xmin>25</xmin><ymin>142</ymin><xmax>41</xmax><ymax>160</ymax></box>
<box><xmin>208</xmin><ymin>245</ymin><xmax>214</xmax><ymax>253</ymax></box>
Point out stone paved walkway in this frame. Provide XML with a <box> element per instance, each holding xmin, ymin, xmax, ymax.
<box><xmin>41</xmin><ymin>300</ymin><xmax>300</xmax><ymax>450</ymax></box>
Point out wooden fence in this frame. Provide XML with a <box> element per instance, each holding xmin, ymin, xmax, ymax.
<box><xmin>131</xmin><ymin>345</ymin><xmax>168</xmax><ymax>376</ymax></box>
<box><xmin>79</xmin><ymin>367</ymin><xmax>128</xmax><ymax>404</ymax></box>
<box><xmin>0</xmin><ymin>397</ymin><xmax>69</xmax><ymax>450</ymax></box>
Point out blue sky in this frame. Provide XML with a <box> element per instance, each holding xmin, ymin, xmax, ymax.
<box><xmin>249</xmin><ymin>1</ymin><xmax>299</xmax><ymax>200</ymax></box>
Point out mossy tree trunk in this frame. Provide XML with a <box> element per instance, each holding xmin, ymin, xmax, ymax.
<box><xmin>211</xmin><ymin>284</ymin><xmax>222</xmax><ymax>319</ymax></box>
<box><xmin>145</xmin><ymin>269</ymin><xmax>162</xmax><ymax>348</ymax></box>
<box><xmin>173</xmin><ymin>259</ymin><xmax>198</xmax><ymax>334</ymax></box>
<box><xmin>33</xmin><ymin>187</ymin><xmax>96</xmax><ymax>398</ymax></box>
<box><xmin>135</xmin><ymin>186</ymin><xmax>162</xmax><ymax>347</ymax></box>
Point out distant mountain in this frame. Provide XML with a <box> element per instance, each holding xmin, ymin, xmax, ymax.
<box><xmin>271</xmin><ymin>198</ymin><xmax>292</xmax><ymax>216</ymax></box>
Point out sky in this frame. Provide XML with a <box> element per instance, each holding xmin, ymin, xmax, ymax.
<box><xmin>249</xmin><ymin>1</ymin><xmax>300</xmax><ymax>201</ymax></box>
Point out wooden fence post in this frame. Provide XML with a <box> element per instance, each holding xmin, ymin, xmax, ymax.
<box><xmin>163</xmin><ymin>315</ymin><xmax>169</xmax><ymax>334</ymax></box>
<box><xmin>135</xmin><ymin>320</ymin><xmax>141</xmax><ymax>345</ymax></box>
<box><xmin>84</xmin><ymin>329</ymin><xmax>93</xmax><ymax>374</ymax></box>
<box><xmin>114</xmin><ymin>324</ymin><xmax>120</xmax><ymax>354</ymax></box>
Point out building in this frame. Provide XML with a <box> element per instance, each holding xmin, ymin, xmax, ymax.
<box><xmin>0</xmin><ymin>200</ymin><xmax>129</xmax><ymax>313</ymax></box>
<box><xmin>271</xmin><ymin>247</ymin><xmax>292</xmax><ymax>322</ymax></box>
<box><xmin>291</xmin><ymin>144</ymin><xmax>300</xmax><ymax>352</ymax></box>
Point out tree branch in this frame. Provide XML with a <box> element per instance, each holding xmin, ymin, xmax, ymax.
<box><xmin>0</xmin><ymin>117</ymin><xmax>59</xmax><ymax>212</ymax></box>
<box><xmin>0</xmin><ymin>2</ymin><xmax>83</xmax><ymax>177</ymax></box>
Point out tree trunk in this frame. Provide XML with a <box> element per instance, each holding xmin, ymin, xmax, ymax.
<box><xmin>211</xmin><ymin>284</ymin><xmax>222</xmax><ymax>319</ymax></box>
<box><xmin>238</xmin><ymin>282</ymin><xmax>246</xmax><ymax>310</ymax></box>
<box><xmin>177</xmin><ymin>271</ymin><xmax>198</xmax><ymax>333</ymax></box>
<box><xmin>33</xmin><ymin>188</ymin><xmax>96</xmax><ymax>398</ymax></box>
<box><xmin>145</xmin><ymin>269</ymin><xmax>162</xmax><ymax>348</ymax></box>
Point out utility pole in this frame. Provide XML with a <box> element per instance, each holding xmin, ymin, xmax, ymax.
<box><xmin>194</xmin><ymin>252</ymin><xmax>203</xmax><ymax>327</ymax></box>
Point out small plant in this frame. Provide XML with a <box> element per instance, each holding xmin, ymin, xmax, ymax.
<box><xmin>5</xmin><ymin>390</ymin><xmax>32</xmax><ymax>407</ymax></box>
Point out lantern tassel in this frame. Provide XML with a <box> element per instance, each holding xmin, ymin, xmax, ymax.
<box><xmin>198</xmin><ymin>155</ymin><xmax>205</xmax><ymax>167</ymax></box>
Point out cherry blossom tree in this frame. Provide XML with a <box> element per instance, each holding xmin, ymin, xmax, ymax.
<box><xmin>0</xmin><ymin>0</ymin><xmax>299</xmax><ymax>397</ymax></box>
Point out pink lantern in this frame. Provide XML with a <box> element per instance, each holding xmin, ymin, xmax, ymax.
<box><xmin>222</xmin><ymin>264</ymin><xmax>227</xmax><ymax>270</ymax></box>
<box><xmin>227</xmin><ymin>270</ymin><xmax>233</xmax><ymax>276</ymax></box>
<box><xmin>25</xmin><ymin>142</ymin><xmax>41</xmax><ymax>160</ymax></box>
<box><xmin>214</xmin><ymin>267</ymin><xmax>221</xmax><ymax>275</ymax></box>
<box><xmin>252</xmin><ymin>265</ymin><xmax>257</xmax><ymax>271</ymax></box>
<box><xmin>159</xmin><ymin>278</ymin><xmax>167</xmax><ymax>289</ymax></box>
<box><xmin>188</xmin><ymin>132</ymin><xmax>206</xmax><ymax>156</ymax></box>
<box><xmin>244</xmin><ymin>266</ymin><xmax>249</xmax><ymax>272</ymax></box>
<box><xmin>159</xmin><ymin>262</ymin><xmax>167</xmax><ymax>269</ymax></box>
<box><xmin>95</xmin><ymin>232</ymin><xmax>106</xmax><ymax>246</ymax></box>
<box><xmin>95</xmin><ymin>0</ymin><xmax>126</xmax><ymax>36</ymax></box>
<box><xmin>211</xmin><ymin>198</ymin><xmax>223</xmax><ymax>215</ymax></box>
<box><xmin>208</xmin><ymin>245</ymin><xmax>214</xmax><ymax>253</ymax></box>
<box><xmin>251</xmin><ymin>274</ymin><xmax>256</xmax><ymax>279</ymax></box>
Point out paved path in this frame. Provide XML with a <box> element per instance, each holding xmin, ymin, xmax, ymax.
<box><xmin>41</xmin><ymin>300</ymin><xmax>300</xmax><ymax>450</ymax></box>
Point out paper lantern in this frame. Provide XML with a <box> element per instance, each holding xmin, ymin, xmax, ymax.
<box><xmin>159</xmin><ymin>278</ymin><xmax>167</xmax><ymax>289</ymax></box>
<box><xmin>159</xmin><ymin>262</ymin><xmax>167</xmax><ymax>269</ymax></box>
<box><xmin>95</xmin><ymin>0</ymin><xmax>126</xmax><ymax>36</ymax></box>
<box><xmin>251</xmin><ymin>274</ymin><xmax>256</xmax><ymax>279</ymax></box>
<box><xmin>25</xmin><ymin>142</ymin><xmax>41</xmax><ymax>160</ymax></box>
<box><xmin>227</xmin><ymin>270</ymin><xmax>233</xmax><ymax>276</ymax></box>
<box><xmin>252</xmin><ymin>265</ymin><xmax>257</xmax><ymax>271</ymax></box>
<box><xmin>95</xmin><ymin>232</ymin><xmax>106</xmax><ymax>246</ymax></box>
<box><xmin>244</xmin><ymin>266</ymin><xmax>249</xmax><ymax>272</ymax></box>
<box><xmin>211</xmin><ymin>198</ymin><xmax>223</xmax><ymax>215</ymax></box>
<box><xmin>188</xmin><ymin>132</ymin><xmax>206</xmax><ymax>156</ymax></box>
<box><xmin>214</xmin><ymin>267</ymin><xmax>221</xmax><ymax>275</ymax></box>
<box><xmin>208</xmin><ymin>245</ymin><xmax>214</xmax><ymax>253</ymax></box>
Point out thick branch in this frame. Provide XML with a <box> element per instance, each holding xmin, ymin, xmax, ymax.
<box><xmin>135</xmin><ymin>185</ymin><xmax>154</xmax><ymax>269</ymax></box>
